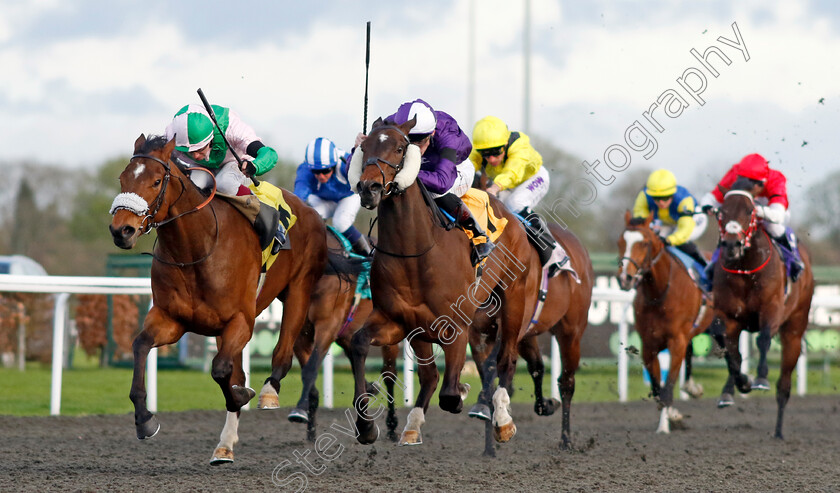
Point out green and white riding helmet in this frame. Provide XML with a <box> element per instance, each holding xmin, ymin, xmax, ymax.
<box><xmin>168</xmin><ymin>104</ymin><xmax>215</xmax><ymax>152</ymax></box>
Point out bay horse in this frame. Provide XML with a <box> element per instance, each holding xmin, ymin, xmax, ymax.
<box><xmin>617</xmin><ymin>211</ymin><xmax>713</xmax><ymax>433</ymax></box>
<box><xmin>109</xmin><ymin>135</ymin><xmax>326</xmax><ymax>463</ymax></box>
<box><xmin>348</xmin><ymin>117</ymin><xmax>535</xmax><ymax>446</ymax></box>
<box><xmin>468</xmin><ymin>221</ymin><xmax>593</xmax><ymax>449</ymax></box>
<box><xmin>712</xmin><ymin>184</ymin><xmax>814</xmax><ymax>438</ymax></box>
<box><xmin>288</xmin><ymin>230</ymin><xmax>400</xmax><ymax>442</ymax></box>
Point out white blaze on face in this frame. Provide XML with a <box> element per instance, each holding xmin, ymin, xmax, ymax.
<box><xmin>378</xmin><ymin>133</ymin><xmax>389</xmax><ymax>143</ymax></box>
<box><xmin>132</xmin><ymin>163</ymin><xmax>145</xmax><ymax>179</ymax></box>
<box><xmin>725</xmin><ymin>221</ymin><xmax>743</xmax><ymax>235</ymax></box>
<box><xmin>621</xmin><ymin>231</ymin><xmax>644</xmax><ymax>274</ymax></box>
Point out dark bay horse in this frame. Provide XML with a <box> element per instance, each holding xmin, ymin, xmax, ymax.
<box><xmin>712</xmin><ymin>187</ymin><xmax>814</xmax><ymax>438</ymax></box>
<box><xmin>288</xmin><ymin>230</ymin><xmax>400</xmax><ymax>442</ymax></box>
<box><xmin>349</xmin><ymin>117</ymin><xmax>535</xmax><ymax>446</ymax></box>
<box><xmin>469</xmin><ymin>221</ymin><xmax>593</xmax><ymax>449</ymax></box>
<box><xmin>617</xmin><ymin>211</ymin><xmax>713</xmax><ymax>433</ymax></box>
<box><xmin>109</xmin><ymin>135</ymin><xmax>326</xmax><ymax>463</ymax></box>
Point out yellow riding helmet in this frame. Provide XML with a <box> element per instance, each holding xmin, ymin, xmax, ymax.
<box><xmin>472</xmin><ymin>116</ymin><xmax>511</xmax><ymax>150</ymax></box>
<box><xmin>646</xmin><ymin>169</ymin><xmax>677</xmax><ymax>197</ymax></box>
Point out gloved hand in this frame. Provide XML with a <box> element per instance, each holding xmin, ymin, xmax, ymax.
<box><xmin>659</xmin><ymin>236</ymin><xmax>671</xmax><ymax>246</ymax></box>
<box><xmin>355</xmin><ymin>132</ymin><xmax>367</xmax><ymax>148</ymax></box>
<box><xmin>701</xmin><ymin>204</ymin><xmax>715</xmax><ymax>215</ymax></box>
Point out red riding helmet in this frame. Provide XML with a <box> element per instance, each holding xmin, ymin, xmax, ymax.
<box><xmin>735</xmin><ymin>153</ymin><xmax>770</xmax><ymax>182</ymax></box>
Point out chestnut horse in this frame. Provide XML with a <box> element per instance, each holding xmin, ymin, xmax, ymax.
<box><xmin>109</xmin><ymin>135</ymin><xmax>326</xmax><ymax>463</ymax></box>
<box><xmin>469</xmin><ymin>221</ymin><xmax>593</xmax><ymax>449</ymax></box>
<box><xmin>348</xmin><ymin>117</ymin><xmax>535</xmax><ymax>446</ymax></box>
<box><xmin>289</xmin><ymin>230</ymin><xmax>400</xmax><ymax>442</ymax></box>
<box><xmin>712</xmin><ymin>186</ymin><xmax>814</xmax><ymax>438</ymax></box>
<box><xmin>617</xmin><ymin>211</ymin><xmax>713</xmax><ymax>433</ymax></box>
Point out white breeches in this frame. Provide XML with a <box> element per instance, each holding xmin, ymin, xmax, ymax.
<box><xmin>497</xmin><ymin>166</ymin><xmax>550</xmax><ymax>213</ymax></box>
<box><xmin>307</xmin><ymin>194</ymin><xmax>362</xmax><ymax>232</ymax></box>
<box><xmin>190</xmin><ymin>161</ymin><xmax>249</xmax><ymax>196</ymax></box>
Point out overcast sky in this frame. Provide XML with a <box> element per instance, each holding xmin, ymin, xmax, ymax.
<box><xmin>1</xmin><ymin>0</ymin><xmax>838</xmax><ymax>204</ymax></box>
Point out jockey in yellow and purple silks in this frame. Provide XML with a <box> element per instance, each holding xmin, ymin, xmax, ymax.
<box><xmin>469</xmin><ymin>115</ymin><xmax>569</xmax><ymax>277</ymax></box>
<box><xmin>633</xmin><ymin>169</ymin><xmax>708</xmax><ymax>267</ymax></box>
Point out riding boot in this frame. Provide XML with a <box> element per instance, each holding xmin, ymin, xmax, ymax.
<box><xmin>254</xmin><ymin>202</ymin><xmax>282</xmax><ymax>252</ymax></box>
<box><xmin>702</xmin><ymin>248</ymin><xmax>720</xmax><ymax>292</ymax></box>
<box><xmin>676</xmin><ymin>241</ymin><xmax>708</xmax><ymax>268</ymax></box>
<box><xmin>519</xmin><ymin>208</ymin><xmax>569</xmax><ymax>277</ymax></box>
<box><xmin>351</xmin><ymin>235</ymin><xmax>373</xmax><ymax>257</ymax></box>
<box><xmin>772</xmin><ymin>230</ymin><xmax>805</xmax><ymax>281</ymax></box>
<box><xmin>435</xmin><ymin>193</ymin><xmax>495</xmax><ymax>265</ymax></box>
<box><xmin>272</xmin><ymin>221</ymin><xmax>287</xmax><ymax>255</ymax></box>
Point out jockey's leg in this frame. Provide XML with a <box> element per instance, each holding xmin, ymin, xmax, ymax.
<box><xmin>766</xmin><ymin>222</ymin><xmax>804</xmax><ymax>281</ymax></box>
<box><xmin>703</xmin><ymin>247</ymin><xmax>720</xmax><ymax>291</ymax></box>
<box><xmin>343</xmin><ymin>225</ymin><xmax>373</xmax><ymax>256</ymax></box>
<box><xmin>332</xmin><ymin>195</ymin><xmax>371</xmax><ymax>256</ymax></box>
<box><xmin>676</xmin><ymin>241</ymin><xmax>708</xmax><ymax>267</ymax></box>
<box><xmin>434</xmin><ymin>192</ymin><xmax>495</xmax><ymax>264</ymax></box>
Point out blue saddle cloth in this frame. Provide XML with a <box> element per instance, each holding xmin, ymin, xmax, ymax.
<box><xmin>327</xmin><ymin>226</ymin><xmax>372</xmax><ymax>299</ymax></box>
<box><xmin>667</xmin><ymin>246</ymin><xmax>709</xmax><ymax>290</ymax></box>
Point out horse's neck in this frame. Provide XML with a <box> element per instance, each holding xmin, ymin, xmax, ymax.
<box><xmin>724</xmin><ymin>229</ymin><xmax>774</xmax><ymax>271</ymax></box>
<box><xmin>155</xmin><ymin>172</ymin><xmax>216</xmax><ymax>255</ymax></box>
<box><xmin>640</xmin><ymin>244</ymin><xmax>672</xmax><ymax>300</ymax></box>
<box><xmin>377</xmin><ymin>183</ymin><xmax>436</xmax><ymax>254</ymax></box>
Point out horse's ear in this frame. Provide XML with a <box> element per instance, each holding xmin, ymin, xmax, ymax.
<box><xmin>624</xmin><ymin>210</ymin><xmax>632</xmax><ymax>225</ymax></box>
<box><xmin>162</xmin><ymin>137</ymin><xmax>176</xmax><ymax>158</ymax></box>
<box><xmin>644</xmin><ymin>211</ymin><xmax>654</xmax><ymax>227</ymax></box>
<box><xmin>398</xmin><ymin>115</ymin><xmax>417</xmax><ymax>135</ymax></box>
<box><xmin>134</xmin><ymin>134</ymin><xmax>146</xmax><ymax>153</ymax></box>
<box><xmin>371</xmin><ymin>117</ymin><xmax>384</xmax><ymax>129</ymax></box>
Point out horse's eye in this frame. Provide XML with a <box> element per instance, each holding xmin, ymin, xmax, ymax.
<box><xmin>397</xmin><ymin>146</ymin><xmax>404</xmax><ymax>154</ymax></box>
<box><xmin>154</xmin><ymin>179</ymin><xmax>162</xmax><ymax>187</ymax></box>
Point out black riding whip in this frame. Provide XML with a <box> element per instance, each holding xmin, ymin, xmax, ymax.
<box><xmin>363</xmin><ymin>21</ymin><xmax>371</xmax><ymax>134</ymax></box>
<box><xmin>196</xmin><ymin>88</ymin><xmax>260</xmax><ymax>185</ymax></box>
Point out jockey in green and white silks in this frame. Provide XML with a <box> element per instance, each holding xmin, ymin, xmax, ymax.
<box><xmin>164</xmin><ymin>104</ymin><xmax>279</xmax><ymax>196</ymax></box>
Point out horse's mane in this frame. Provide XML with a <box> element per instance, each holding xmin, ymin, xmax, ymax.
<box><xmin>628</xmin><ymin>217</ymin><xmax>648</xmax><ymax>227</ymax></box>
<box><xmin>137</xmin><ymin>135</ymin><xmax>169</xmax><ymax>154</ymax></box>
<box><xmin>730</xmin><ymin>176</ymin><xmax>761</xmax><ymax>192</ymax></box>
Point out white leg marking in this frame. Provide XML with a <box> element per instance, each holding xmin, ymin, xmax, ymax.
<box><xmin>459</xmin><ymin>383</ymin><xmax>471</xmax><ymax>401</ymax></box>
<box><xmin>216</xmin><ymin>411</ymin><xmax>240</xmax><ymax>450</ymax></box>
<box><xmin>491</xmin><ymin>387</ymin><xmax>512</xmax><ymax>427</ymax></box>
<box><xmin>656</xmin><ymin>407</ymin><xmax>670</xmax><ymax>434</ymax></box>
<box><xmin>403</xmin><ymin>407</ymin><xmax>425</xmax><ymax>433</ymax></box>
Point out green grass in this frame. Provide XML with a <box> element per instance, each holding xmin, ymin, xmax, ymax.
<box><xmin>1</xmin><ymin>353</ymin><xmax>838</xmax><ymax>416</ymax></box>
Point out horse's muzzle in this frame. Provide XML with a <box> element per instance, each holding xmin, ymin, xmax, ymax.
<box><xmin>721</xmin><ymin>240</ymin><xmax>744</xmax><ymax>261</ymax></box>
<box><xmin>110</xmin><ymin>223</ymin><xmax>138</xmax><ymax>249</ymax></box>
<box><xmin>358</xmin><ymin>180</ymin><xmax>383</xmax><ymax>210</ymax></box>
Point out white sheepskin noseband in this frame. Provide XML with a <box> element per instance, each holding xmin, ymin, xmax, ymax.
<box><xmin>110</xmin><ymin>192</ymin><xmax>150</xmax><ymax>216</ymax></box>
<box><xmin>348</xmin><ymin>143</ymin><xmax>422</xmax><ymax>193</ymax></box>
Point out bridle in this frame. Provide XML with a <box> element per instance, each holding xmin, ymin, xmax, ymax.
<box><xmin>718</xmin><ymin>190</ymin><xmax>771</xmax><ymax>274</ymax></box>
<box><xmin>619</xmin><ymin>230</ymin><xmax>667</xmax><ymax>289</ymax></box>
<box><xmin>362</xmin><ymin>124</ymin><xmax>409</xmax><ymax>197</ymax></box>
<box><xmin>112</xmin><ymin>153</ymin><xmax>219</xmax><ymax>267</ymax></box>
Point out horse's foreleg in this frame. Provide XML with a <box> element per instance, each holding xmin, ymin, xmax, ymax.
<box><xmin>438</xmin><ymin>330</ymin><xmax>469</xmax><ymax>414</ymax></box>
<box><xmin>518</xmin><ymin>336</ymin><xmax>557</xmax><ymax>417</ymax></box>
<box><xmin>468</xmin><ymin>328</ymin><xmax>497</xmax><ymax>421</ymax></box>
<box><xmin>212</xmin><ymin>314</ymin><xmax>255</xmax><ymax>413</ymax></box>
<box><xmin>491</xmin><ymin>328</ymin><xmax>519</xmax><ymax>443</ymax></box>
<box><xmin>682</xmin><ymin>340</ymin><xmax>704</xmax><ymax>399</ymax></box>
<box><xmin>752</xmin><ymin>325</ymin><xmax>773</xmax><ymax>390</ymax></box>
<box><xmin>657</xmin><ymin>336</ymin><xmax>688</xmax><ymax>434</ymax></box>
<box><xmin>555</xmin><ymin>324</ymin><xmax>583</xmax><ymax>450</ymax></box>
<box><xmin>129</xmin><ymin>308</ymin><xmax>184</xmax><ymax>440</ymax></box>
<box><xmin>722</xmin><ymin>324</ymin><xmax>752</xmax><ymax>394</ymax></box>
<box><xmin>775</xmin><ymin>314</ymin><xmax>807</xmax><ymax>439</ymax></box>
<box><xmin>381</xmin><ymin>344</ymin><xmax>400</xmax><ymax>442</ymax></box>
<box><xmin>399</xmin><ymin>339</ymin><xmax>439</xmax><ymax>446</ymax></box>
<box><xmin>711</xmin><ymin>327</ymin><xmax>736</xmax><ymax>407</ymax></box>
<box><xmin>641</xmin><ymin>342</ymin><xmax>662</xmax><ymax>402</ymax></box>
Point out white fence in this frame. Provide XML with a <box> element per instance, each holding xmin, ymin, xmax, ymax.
<box><xmin>2</xmin><ymin>274</ymin><xmax>839</xmax><ymax>415</ymax></box>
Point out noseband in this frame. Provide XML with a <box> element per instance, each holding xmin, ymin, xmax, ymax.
<box><xmin>718</xmin><ymin>190</ymin><xmax>759</xmax><ymax>249</ymax></box>
<box><xmin>620</xmin><ymin>232</ymin><xmax>665</xmax><ymax>286</ymax></box>
<box><xmin>362</xmin><ymin>125</ymin><xmax>410</xmax><ymax>197</ymax></box>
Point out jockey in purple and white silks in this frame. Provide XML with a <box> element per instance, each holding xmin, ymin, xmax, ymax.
<box><xmin>293</xmin><ymin>137</ymin><xmax>371</xmax><ymax>256</ymax></box>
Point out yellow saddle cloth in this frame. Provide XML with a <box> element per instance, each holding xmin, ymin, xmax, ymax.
<box><xmin>460</xmin><ymin>188</ymin><xmax>507</xmax><ymax>245</ymax></box>
<box><xmin>249</xmin><ymin>181</ymin><xmax>296</xmax><ymax>271</ymax></box>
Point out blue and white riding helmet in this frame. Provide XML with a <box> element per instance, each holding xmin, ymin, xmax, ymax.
<box><xmin>304</xmin><ymin>137</ymin><xmax>340</xmax><ymax>171</ymax></box>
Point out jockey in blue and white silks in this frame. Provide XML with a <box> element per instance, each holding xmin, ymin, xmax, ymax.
<box><xmin>294</xmin><ymin>137</ymin><xmax>371</xmax><ymax>256</ymax></box>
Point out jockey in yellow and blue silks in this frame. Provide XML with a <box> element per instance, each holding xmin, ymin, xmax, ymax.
<box><xmin>633</xmin><ymin>169</ymin><xmax>708</xmax><ymax>267</ymax></box>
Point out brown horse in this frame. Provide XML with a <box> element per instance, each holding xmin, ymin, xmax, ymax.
<box><xmin>712</xmin><ymin>185</ymin><xmax>814</xmax><ymax>438</ymax></box>
<box><xmin>109</xmin><ymin>135</ymin><xmax>326</xmax><ymax>463</ymax></box>
<box><xmin>288</xmin><ymin>230</ymin><xmax>400</xmax><ymax>442</ymax></box>
<box><xmin>617</xmin><ymin>211</ymin><xmax>713</xmax><ymax>433</ymax></box>
<box><xmin>469</xmin><ymin>221</ymin><xmax>593</xmax><ymax>449</ymax></box>
<box><xmin>348</xmin><ymin>117</ymin><xmax>535</xmax><ymax>446</ymax></box>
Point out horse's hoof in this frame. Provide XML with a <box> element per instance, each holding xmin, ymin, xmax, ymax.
<box><xmin>398</xmin><ymin>430</ymin><xmax>423</xmax><ymax>446</ymax></box>
<box><xmin>356</xmin><ymin>422</ymin><xmax>380</xmax><ymax>445</ymax></box>
<box><xmin>535</xmin><ymin>398</ymin><xmax>560</xmax><ymax>417</ymax></box>
<box><xmin>735</xmin><ymin>374</ymin><xmax>752</xmax><ymax>394</ymax></box>
<box><xmin>682</xmin><ymin>381</ymin><xmax>704</xmax><ymax>399</ymax></box>
<box><xmin>258</xmin><ymin>393</ymin><xmax>280</xmax><ymax>410</ymax></box>
<box><xmin>210</xmin><ymin>447</ymin><xmax>234</xmax><ymax>465</ymax></box>
<box><xmin>287</xmin><ymin>408</ymin><xmax>309</xmax><ymax>424</ymax></box>
<box><xmin>136</xmin><ymin>415</ymin><xmax>160</xmax><ymax>440</ymax></box>
<box><xmin>751</xmin><ymin>378</ymin><xmax>771</xmax><ymax>391</ymax></box>
<box><xmin>439</xmin><ymin>394</ymin><xmax>463</xmax><ymax>414</ymax></box>
<box><xmin>493</xmin><ymin>421</ymin><xmax>517</xmax><ymax>443</ymax></box>
<box><xmin>468</xmin><ymin>403</ymin><xmax>492</xmax><ymax>421</ymax></box>
<box><xmin>387</xmin><ymin>430</ymin><xmax>399</xmax><ymax>443</ymax></box>
<box><xmin>717</xmin><ymin>393</ymin><xmax>735</xmax><ymax>408</ymax></box>
<box><xmin>231</xmin><ymin>385</ymin><xmax>256</xmax><ymax>409</ymax></box>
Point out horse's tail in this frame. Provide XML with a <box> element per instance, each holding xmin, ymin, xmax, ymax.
<box><xmin>324</xmin><ymin>250</ymin><xmax>365</xmax><ymax>286</ymax></box>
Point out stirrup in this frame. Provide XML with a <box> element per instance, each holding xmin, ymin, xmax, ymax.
<box><xmin>472</xmin><ymin>240</ymin><xmax>495</xmax><ymax>266</ymax></box>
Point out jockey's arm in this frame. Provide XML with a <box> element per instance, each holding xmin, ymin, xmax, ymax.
<box><xmin>699</xmin><ymin>191</ymin><xmax>721</xmax><ymax>213</ymax></box>
<box><xmin>632</xmin><ymin>191</ymin><xmax>650</xmax><ymax>218</ymax></box>
<box><xmin>492</xmin><ymin>142</ymin><xmax>541</xmax><ymax>191</ymax></box>
<box><xmin>665</xmin><ymin>196</ymin><xmax>697</xmax><ymax>246</ymax></box>
<box><xmin>293</xmin><ymin>164</ymin><xmax>314</xmax><ymax>201</ymax></box>
<box><xmin>756</xmin><ymin>202</ymin><xmax>786</xmax><ymax>224</ymax></box>
<box><xmin>225</xmin><ymin>109</ymin><xmax>278</xmax><ymax>176</ymax></box>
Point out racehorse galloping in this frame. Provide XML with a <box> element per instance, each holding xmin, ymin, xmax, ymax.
<box><xmin>289</xmin><ymin>231</ymin><xmax>400</xmax><ymax>442</ymax></box>
<box><xmin>349</xmin><ymin>117</ymin><xmax>535</xmax><ymax>446</ymax></box>
<box><xmin>712</xmin><ymin>184</ymin><xmax>814</xmax><ymax>438</ymax></box>
<box><xmin>469</xmin><ymin>221</ymin><xmax>593</xmax><ymax>449</ymax></box>
<box><xmin>617</xmin><ymin>211</ymin><xmax>713</xmax><ymax>433</ymax></box>
<box><xmin>109</xmin><ymin>135</ymin><xmax>326</xmax><ymax>463</ymax></box>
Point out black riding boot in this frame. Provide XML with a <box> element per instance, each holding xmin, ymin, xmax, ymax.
<box><xmin>519</xmin><ymin>208</ymin><xmax>568</xmax><ymax>277</ymax></box>
<box><xmin>676</xmin><ymin>241</ymin><xmax>708</xmax><ymax>268</ymax></box>
<box><xmin>254</xmin><ymin>202</ymin><xmax>283</xmax><ymax>253</ymax></box>
<box><xmin>351</xmin><ymin>235</ymin><xmax>373</xmax><ymax>257</ymax></box>
<box><xmin>435</xmin><ymin>193</ymin><xmax>495</xmax><ymax>265</ymax></box>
